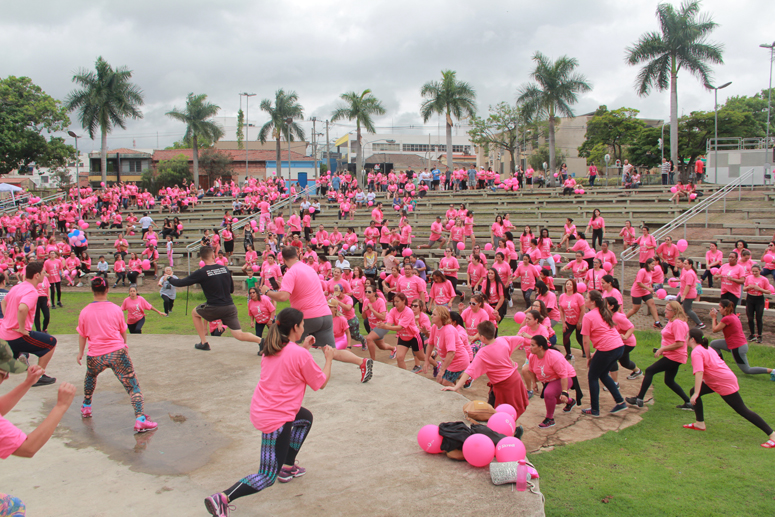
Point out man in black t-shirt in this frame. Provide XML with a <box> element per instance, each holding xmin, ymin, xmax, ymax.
<box><xmin>169</xmin><ymin>246</ymin><xmax>262</xmax><ymax>351</ymax></box>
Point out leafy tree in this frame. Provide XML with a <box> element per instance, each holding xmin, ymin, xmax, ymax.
<box><xmin>578</xmin><ymin>106</ymin><xmax>646</xmax><ymax>163</ymax></box>
<box><xmin>331</xmin><ymin>89</ymin><xmax>386</xmax><ymax>172</ymax></box>
<box><xmin>154</xmin><ymin>154</ymin><xmax>192</xmax><ymax>189</ymax></box>
<box><xmin>198</xmin><ymin>148</ymin><xmax>233</xmax><ymax>182</ymax></box>
<box><xmin>420</xmin><ymin>70</ymin><xmax>477</xmax><ymax>170</ymax></box>
<box><xmin>166</xmin><ymin>93</ymin><xmax>224</xmax><ymax>189</ymax></box>
<box><xmin>468</xmin><ymin>102</ymin><xmax>523</xmax><ymax>170</ymax></box>
<box><xmin>0</xmin><ymin>76</ymin><xmax>75</xmax><ymax>175</ymax></box>
<box><xmin>529</xmin><ymin>145</ymin><xmax>565</xmax><ymax>171</ymax></box>
<box><xmin>51</xmin><ymin>167</ymin><xmax>74</xmax><ymax>190</ymax></box>
<box><xmin>165</xmin><ymin>134</ymin><xmax>214</xmax><ymax>150</ymax></box>
<box><xmin>518</xmin><ymin>52</ymin><xmax>591</xmax><ymax>183</ymax></box>
<box><xmin>236</xmin><ymin>108</ymin><xmax>244</xmax><ymax>150</ymax></box>
<box><xmin>626</xmin><ymin>126</ymin><xmax>663</xmax><ymax>169</ymax></box>
<box><xmin>258</xmin><ymin>89</ymin><xmax>305</xmax><ymax>179</ymax></box>
<box><xmin>65</xmin><ymin>56</ymin><xmax>144</xmax><ymax>184</ymax></box>
<box><xmin>722</xmin><ymin>88</ymin><xmax>773</xmax><ymax>136</ymax></box>
<box><xmin>626</xmin><ymin>0</ymin><xmax>723</xmax><ymax>169</ymax></box>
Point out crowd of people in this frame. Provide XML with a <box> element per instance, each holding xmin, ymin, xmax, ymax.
<box><xmin>1</xmin><ymin>170</ymin><xmax>774</xmax><ymax>516</ymax></box>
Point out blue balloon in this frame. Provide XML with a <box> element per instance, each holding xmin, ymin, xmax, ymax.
<box><xmin>72</xmin><ymin>229</ymin><xmax>80</xmax><ymax>237</ymax></box>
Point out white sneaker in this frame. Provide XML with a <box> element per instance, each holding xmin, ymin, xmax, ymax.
<box><xmin>76</xmin><ymin>282</ymin><xmax>83</xmax><ymax>287</ymax></box>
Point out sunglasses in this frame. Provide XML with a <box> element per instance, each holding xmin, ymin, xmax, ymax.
<box><xmin>411</xmin><ymin>304</ymin><xmax>420</xmax><ymax>308</ymax></box>
<box><xmin>365</xmin><ymin>291</ymin><xmax>374</xmax><ymax>294</ymax></box>
<box><xmin>469</xmin><ymin>302</ymin><xmax>478</xmax><ymax>306</ymax></box>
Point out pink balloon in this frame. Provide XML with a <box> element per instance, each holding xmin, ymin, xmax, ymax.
<box><xmin>177</xmin><ymin>224</ymin><xmax>183</xmax><ymax>230</ymax></box>
<box><xmin>322</xmin><ymin>239</ymin><xmax>331</xmax><ymax>246</ymax></box>
<box><xmin>764</xmin><ymin>254</ymin><xmax>774</xmax><ymax>263</ymax></box>
<box><xmin>513</xmin><ymin>311</ymin><xmax>526</xmax><ymax>324</ymax></box>
<box><xmin>689</xmin><ymin>193</ymin><xmax>697</xmax><ymax>200</ymax></box>
<box><xmin>129</xmin><ymin>231</ymin><xmax>135</xmax><ymax>236</ymax></box>
<box><xmin>676</xmin><ymin>239</ymin><xmax>688</xmax><ymax>252</ymax></box>
<box><xmin>141</xmin><ymin>259</ymin><xmax>151</xmax><ymax>269</ymax></box>
<box><xmin>309</xmin><ymin>207</ymin><xmax>315</xmax><ymax>213</ymax></box>
<box><xmin>379</xmin><ymin>271</ymin><xmax>387</xmax><ymax>280</ymax></box>
<box><xmin>80</xmin><ymin>222</ymin><xmax>90</xmax><ymax>229</ymax></box>
<box><xmin>199</xmin><ymin>260</ymin><xmax>205</xmax><ymax>268</ymax></box>
<box><xmin>574</xmin><ymin>189</ymin><xmax>581</xmax><ymax>194</ymax></box>
<box><xmin>462</xmin><ymin>434</ymin><xmax>495</xmax><ymax>467</ymax></box>
<box><xmin>553</xmin><ymin>173</ymin><xmax>559</xmax><ymax>178</ymax></box>
<box><xmin>417</xmin><ymin>425</ymin><xmax>443</xmax><ymax>454</ymax></box>
<box><xmin>311</xmin><ymin>238</ymin><xmax>318</xmax><ymax>245</ymax></box>
<box><xmin>577</xmin><ymin>282</ymin><xmax>588</xmax><ymax>294</ymax></box>
<box><xmin>495</xmin><ymin>404</ymin><xmax>517</xmax><ymax>421</ymax></box>
<box><xmin>402</xmin><ymin>248</ymin><xmax>413</xmax><ymax>257</ymax></box>
<box><xmin>488</xmin><ymin>412</ymin><xmax>516</xmax><ymax>437</ymax></box>
<box><xmin>603</xmin><ymin>262</ymin><xmax>613</xmax><ymax>272</ymax></box>
<box><xmin>552</xmin><ymin>254</ymin><xmax>561</xmax><ymax>263</ymax></box>
<box><xmin>668</xmin><ymin>277</ymin><xmax>679</xmax><ymax>287</ymax></box>
<box><xmin>100</xmin><ymin>181</ymin><xmax>105</xmax><ymax>187</ymax></box>
<box><xmin>484</xmin><ymin>243</ymin><xmax>492</xmax><ymax>251</ymax></box>
<box><xmin>656</xmin><ymin>288</ymin><xmax>667</xmax><ymax>299</ymax></box>
<box><xmin>495</xmin><ymin>437</ymin><xmax>527</xmax><ymax>463</ymax></box>
<box><xmin>670</xmin><ymin>186</ymin><xmax>677</xmax><ymax>193</ymax></box>
<box><xmin>710</xmin><ymin>267</ymin><xmax>719</xmax><ymax>275</ymax></box>
<box><xmin>579</xmin><ymin>189</ymin><xmax>585</xmax><ymax>195</ymax></box>
<box><xmin>368</xmin><ymin>201</ymin><xmax>373</xmax><ymax>206</ymax></box>
<box><xmin>456</xmin><ymin>242</ymin><xmax>465</xmax><ymax>251</ymax></box>
<box><xmin>393</xmin><ymin>205</ymin><xmax>401</xmax><ymax>211</ymax></box>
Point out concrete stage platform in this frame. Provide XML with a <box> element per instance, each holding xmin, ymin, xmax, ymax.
<box><xmin>0</xmin><ymin>335</ymin><xmax>545</xmax><ymax>516</ymax></box>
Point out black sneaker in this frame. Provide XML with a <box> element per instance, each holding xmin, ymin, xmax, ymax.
<box><xmin>696</xmin><ymin>323</ymin><xmax>706</xmax><ymax>329</ymax></box>
<box><xmin>610</xmin><ymin>402</ymin><xmax>628</xmax><ymax>414</ymax></box>
<box><xmin>195</xmin><ymin>342</ymin><xmax>211</xmax><ymax>351</ymax></box>
<box><xmin>676</xmin><ymin>402</ymin><xmax>694</xmax><ymax>410</ymax></box>
<box><xmin>514</xmin><ymin>425</ymin><xmax>524</xmax><ymax>439</ymax></box>
<box><xmin>625</xmin><ymin>396</ymin><xmax>644</xmax><ymax>408</ymax></box>
<box><xmin>538</xmin><ymin>418</ymin><xmax>556</xmax><ymax>428</ymax></box>
<box><xmin>627</xmin><ymin>369</ymin><xmax>643</xmax><ymax>380</ymax></box>
<box><xmin>565</xmin><ymin>354</ymin><xmax>574</xmax><ymax>361</ymax></box>
<box><xmin>32</xmin><ymin>374</ymin><xmax>56</xmax><ymax>387</ymax></box>
<box><xmin>748</xmin><ymin>333</ymin><xmax>756</xmax><ymax>341</ymax></box>
<box><xmin>563</xmin><ymin>398</ymin><xmax>576</xmax><ymax>412</ymax></box>
<box><xmin>57</xmin><ymin>302</ymin><xmax>63</xmax><ymax>308</ymax></box>
<box><xmin>653</xmin><ymin>321</ymin><xmax>663</xmax><ymax>329</ymax></box>
<box><xmin>50</xmin><ymin>305</ymin><xmax>56</xmax><ymax>310</ymax></box>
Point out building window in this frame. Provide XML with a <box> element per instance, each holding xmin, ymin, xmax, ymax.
<box><xmin>373</xmin><ymin>143</ymin><xmax>400</xmax><ymax>152</ymax></box>
<box><xmin>403</xmin><ymin>143</ymin><xmax>430</xmax><ymax>153</ymax></box>
<box><xmin>41</xmin><ymin>176</ymin><xmax>49</xmax><ymax>183</ymax></box>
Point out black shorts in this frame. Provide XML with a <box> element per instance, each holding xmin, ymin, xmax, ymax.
<box><xmin>631</xmin><ymin>293</ymin><xmax>653</xmax><ymax>305</ymax></box>
<box><xmin>398</xmin><ymin>337</ymin><xmax>420</xmax><ymax>352</ymax></box>
<box><xmin>224</xmin><ymin>240</ymin><xmax>234</xmax><ymax>253</ymax></box>
<box><xmin>195</xmin><ymin>303</ymin><xmax>241</xmax><ymax>330</ymax></box>
<box><xmin>7</xmin><ymin>332</ymin><xmax>57</xmax><ymax>358</ymax></box>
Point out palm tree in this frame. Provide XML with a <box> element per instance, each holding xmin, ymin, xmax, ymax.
<box><xmin>518</xmin><ymin>52</ymin><xmax>591</xmax><ymax>183</ymax></box>
<box><xmin>65</xmin><ymin>56</ymin><xmax>144</xmax><ymax>185</ymax></box>
<box><xmin>258</xmin><ymin>89</ymin><xmax>305</xmax><ymax>179</ymax></box>
<box><xmin>420</xmin><ymin>70</ymin><xmax>477</xmax><ymax>171</ymax></box>
<box><xmin>166</xmin><ymin>93</ymin><xmax>224</xmax><ymax>189</ymax></box>
<box><xmin>626</xmin><ymin>0</ymin><xmax>723</xmax><ymax>170</ymax></box>
<box><xmin>331</xmin><ymin>89</ymin><xmax>386</xmax><ymax>175</ymax></box>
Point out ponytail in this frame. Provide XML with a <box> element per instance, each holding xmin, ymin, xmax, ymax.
<box><xmin>602</xmin><ymin>274</ymin><xmax>619</xmax><ymax>290</ymax></box>
<box><xmin>605</xmin><ymin>296</ymin><xmax>621</xmax><ymax>313</ymax></box>
<box><xmin>261</xmin><ymin>307</ymin><xmax>304</xmax><ymax>356</ymax></box>
<box><xmin>688</xmin><ymin>327</ymin><xmax>709</xmax><ymax>348</ymax></box>
<box><xmin>589</xmin><ymin>290</ymin><xmax>614</xmax><ymax>327</ymax></box>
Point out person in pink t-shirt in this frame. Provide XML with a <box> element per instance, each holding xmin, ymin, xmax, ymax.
<box><xmin>627</xmin><ymin>301</ymin><xmax>692</xmax><ymax>409</ymax></box>
<box><xmin>204</xmin><ymin>308</ymin><xmax>335</xmax><ymax>515</ymax></box>
<box><xmin>527</xmin><ymin>335</ymin><xmax>579</xmax><ymax>428</ymax></box>
<box><xmin>683</xmin><ymin>328</ymin><xmax>775</xmax><ymax>448</ymax></box>
<box><xmin>626</xmin><ymin>258</ymin><xmax>661</xmax><ymax>328</ymax></box>
<box><xmin>424</xmin><ymin>307</ymin><xmax>470</xmax><ymax>386</ymax></box>
<box><xmin>743</xmin><ymin>265</ymin><xmax>772</xmax><ymax>342</ymax></box>
<box><xmin>377</xmin><ymin>292</ymin><xmax>421</xmax><ymax>370</ymax></box>
<box><xmin>77</xmin><ymin>277</ymin><xmax>158</xmax><ymax>432</ymax></box>
<box><xmin>708</xmin><ymin>300</ymin><xmax>774</xmax><ymax>377</ymax></box>
<box><xmin>120</xmin><ymin>286</ymin><xmax>166</xmax><ymax>334</ymax></box>
<box><xmin>514</xmin><ymin>254</ymin><xmax>541</xmax><ymax>309</ymax></box>
<box><xmin>559</xmin><ymin>279</ymin><xmax>586</xmax><ymax>360</ymax></box>
<box><xmin>713</xmin><ymin>252</ymin><xmax>747</xmax><ymax>310</ymax></box>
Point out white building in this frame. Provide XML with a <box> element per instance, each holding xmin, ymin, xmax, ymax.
<box><xmin>335</xmin><ymin>132</ymin><xmax>475</xmax><ymax>170</ymax></box>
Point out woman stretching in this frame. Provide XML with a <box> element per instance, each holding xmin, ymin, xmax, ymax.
<box><xmin>607</xmin><ymin>297</ymin><xmax>642</xmax><ymax>382</ymax></box>
<box><xmin>559</xmin><ymin>279</ymin><xmax>585</xmax><ymax>360</ymax></box>
<box><xmin>120</xmin><ymin>286</ymin><xmax>166</xmax><ymax>334</ymax></box>
<box><xmin>683</xmin><ymin>328</ymin><xmax>775</xmax><ymax>448</ymax></box>
<box><xmin>204</xmin><ymin>308</ymin><xmax>334</xmax><ymax>516</ymax></box>
<box><xmin>626</xmin><ymin>258</ymin><xmax>661</xmax><ymax>329</ymax></box>
<box><xmin>528</xmin><ymin>335</ymin><xmax>579</xmax><ymax>428</ymax></box>
<box><xmin>626</xmin><ymin>301</ymin><xmax>692</xmax><ymax>409</ymax></box>
<box><xmin>708</xmin><ymin>300</ymin><xmax>774</xmax><ymax>379</ymax></box>
<box><xmin>76</xmin><ymin>277</ymin><xmax>158</xmax><ymax>433</ymax></box>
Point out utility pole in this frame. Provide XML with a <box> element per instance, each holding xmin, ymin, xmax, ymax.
<box><xmin>312</xmin><ymin>117</ymin><xmax>318</xmax><ymax>179</ymax></box>
<box><xmin>326</xmin><ymin>120</ymin><xmax>331</xmax><ymax>173</ymax></box>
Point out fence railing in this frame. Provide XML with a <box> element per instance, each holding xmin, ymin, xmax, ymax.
<box><xmin>0</xmin><ymin>190</ymin><xmax>67</xmax><ymax>214</ymax></box>
<box><xmin>618</xmin><ymin>168</ymin><xmax>756</xmax><ymax>286</ymax></box>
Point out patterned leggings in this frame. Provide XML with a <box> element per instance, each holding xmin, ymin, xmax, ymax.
<box><xmin>223</xmin><ymin>407</ymin><xmax>313</xmax><ymax>502</ymax></box>
<box><xmin>83</xmin><ymin>348</ymin><xmax>144</xmax><ymax>417</ymax></box>
<box><xmin>0</xmin><ymin>493</ymin><xmax>25</xmax><ymax>516</ymax></box>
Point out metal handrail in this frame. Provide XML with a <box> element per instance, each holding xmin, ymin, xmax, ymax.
<box><xmin>0</xmin><ymin>190</ymin><xmax>67</xmax><ymax>214</ymax></box>
<box><xmin>619</xmin><ymin>168</ymin><xmax>756</xmax><ymax>285</ymax></box>
<box><xmin>185</xmin><ymin>185</ymin><xmax>313</xmax><ymax>274</ymax></box>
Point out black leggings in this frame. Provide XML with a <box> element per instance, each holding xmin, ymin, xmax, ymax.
<box><xmin>591</xmin><ymin>228</ymin><xmax>603</xmax><ymax>250</ymax></box>
<box><xmin>562</xmin><ymin>324</ymin><xmax>582</xmax><ymax>356</ymax></box>
<box><xmin>34</xmin><ymin>296</ymin><xmax>50</xmax><ymax>332</ymax></box>
<box><xmin>114</xmin><ymin>272</ymin><xmax>127</xmax><ymax>285</ymax></box>
<box><xmin>162</xmin><ymin>295</ymin><xmax>175</xmax><ymax>314</ymax></box>
<box><xmin>618</xmin><ymin>344</ymin><xmax>637</xmax><ymax>371</ymax></box>
<box><xmin>445</xmin><ymin>275</ymin><xmax>462</xmax><ymax>297</ymax></box>
<box><xmin>128</xmin><ymin>317</ymin><xmax>145</xmax><ymax>334</ymax></box>
<box><xmin>701</xmin><ymin>269</ymin><xmax>714</xmax><ymax>288</ymax></box>
<box><xmin>521</xmin><ymin>288</ymin><xmax>534</xmax><ymax>309</ymax></box>
<box><xmin>49</xmin><ymin>281</ymin><xmax>61</xmax><ymax>304</ymax></box>
<box><xmin>127</xmin><ymin>271</ymin><xmax>140</xmax><ymax>284</ymax></box>
<box><xmin>223</xmin><ymin>407</ymin><xmax>313</xmax><ymax>502</ymax></box>
<box><xmin>691</xmin><ymin>383</ymin><xmax>773</xmax><ymax>435</ymax></box>
<box><xmin>637</xmin><ymin>356</ymin><xmax>689</xmax><ymax>402</ymax></box>
<box><xmin>720</xmin><ymin>292</ymin><xmax>740</xmax><ymax>311</ymax></box>
<box><xmin>746</xmin><ymin>295</ymin><xmax>765</xmax><ymax>336</ymax></box>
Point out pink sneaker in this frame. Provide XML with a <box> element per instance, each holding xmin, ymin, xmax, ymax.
<box><xmin>134</xmin><ymin>416</ymin><xmax>158</xmax><ymax>433</ymax></box>
<box><xmin>81</xmin><ymin>405</ymin><xmax>92</xmax><ymax>418</ymax></box>
<box><xmin>277</xmin><ymin>462</ymin><xmax>306</xmax><ymax>483</ymax></box>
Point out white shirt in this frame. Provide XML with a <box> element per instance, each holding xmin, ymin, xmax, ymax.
<box><xmin>335</xmin><ymin>259</ymin><xmax>351</xmax><ymax>270</ymax></box>
<box><xmin>139</xmin><ymin>216</ymin><xmax>154</xmax><ymax>229</ymax></box>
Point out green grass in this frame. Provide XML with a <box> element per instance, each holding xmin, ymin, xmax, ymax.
<box><xmin>45</xmin><ymin>296</ymin><xmax>775</xmax><ymax>515</ymax></box>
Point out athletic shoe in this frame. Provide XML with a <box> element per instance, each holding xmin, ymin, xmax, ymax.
<box><xmin>538</xmin><ymin>418</ymin><xmax>555</xmax><ymax>428</ymax></box>
<box><xmin>756</xmin><ymin>336</ymin><xmax>763</xmax><ymax>343</ymax></box>
<box><xmin>81</xmin><ymin>405</ymin><xmax>92</xmax><ymax>418</ymax></box>
<box><xmin>581</xmin><ymin>408</ymin><xmax>600</xmax><ymax>417</ymax></box>
<box><xmin>76</xmin><ymin>282</ymin><xmax>83</xmax><ymax>287</ymax></box>
<box><xmin>195</xmin><ymin>342</ymin><xmax>211</xmax><ymax>351</ymax></box>
<box><xmin>770</xmin><ymin>371</ymin><xmax>775</xmax><ymax>382</ymax></box>
<box><xmin>602</xmin><ymin>382</ymin><xmax>619</xmax><ymax>393</ymax></box>
<box><xmin>277</xmin><ymin>462</ymin><xmax>306</xmax><ymax>483</ymax></box>
<box><xmin>563</xmin><ymin>398</ymin><xmax>576</xmax><ymax>413</ymax></box>
<box><xmin>32</xmin><ymin>374</ymin><xmax>56</xmax><ymax>387</ymax></box>
<box><xmin>696</xmin><ymin>323</ymin><xmax>706</xmax><ymax>329</ymax></box>
<box><xmin>50</xmin><ymin>305</ymin><xmax>56</xmax><ymax>310</ymax></box>
<box><xmin>625</xmin><ymin>397</ymin><xmax>644</xmax><ymax>408</ymax></box>
<box><xmin>514</xmin><ymin>425</ymin><xmax>524</xmax><ymax>439</ymax></box>
<box><xmin>411</xmin><ymin>365</ymin><xmax>422</xmax><ymax>373</ymax></box>
<box><xmin>432</xmin><ymin>363</ymin><xmax>439</xmax><ymax>378</ymax></box>
<box><xmin>610</xmin><ymin>402</ymin><xmax>628</xmax><ymax>414</ymax></box>
<box><xmin>389</xmin><ymin>348</ymin><xmax>397</xmax><ymax>359</ymax></box>
<box><xmin>134</xmin><ymin>416</ymin><xmax>158</xmax><ymax>433</ymax></box>
<box><xmin>112</xmin><ymin>283</ymin><xmax>118</xmax><ymax>288</ymax></box>
<box><xmin>748</xmin><ymin>333</ymin><xmax>756</xmax><ymax>341</ymax></box>
<box><xmin>204</xmin><ymin>493</ymin><xmax>233</xmax><ymax>517</ymax></box>
<box><xmin>463</xmin><ymin>377</ymin><xmax>472</xmax><ymax>389</ymax></box>
<box><xmin>627</xmin><ymin>369</ymin><xmax>643</xmax><ymax>380</ymax></box>
<box><xmin>57</xmin><ymin>302</ymin><xmax>63</xmax><ymax>308</ymax></box>
<box><xmin>761</xmin><ymin>439</ymin><xmax>775</xmax><ymax>449</ymax></box>
<box><xmin>676</xmin><ymin>402</ymin><xmax>694</xmax><ymax>411</ymax></box>
<box><xmin>360</xmin><ymin>358</ymin><xmax>373</xmax><ymax>383</ymax></box>
<box><xmin>653</xmin><ymin>321</ymin><xmax>663</xmax><ymax>329</ymax></box>
<box><xmin>565</xmin><ymin>354</ymin><xmax>574</xmax><ymax>361</ymax></box>
<box><xmin>527</xmin><ymin>390</ymin><xmax>534</xmax><ymax>399</ymax></box>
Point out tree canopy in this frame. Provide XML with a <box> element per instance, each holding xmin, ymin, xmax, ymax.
<box><xmin>468</xmin><ymin>102</ymin><xmax>522</xmax><ymax>170</ymax></box>
<box><xmin>578</xmin><ymin>106</ymin><xmax>646</xmax><ymax>163</ymax></box>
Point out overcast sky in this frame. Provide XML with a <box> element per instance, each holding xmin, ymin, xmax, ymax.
<box><xmin>3</xmin><ymin>0</ymin><xmax>774</xmax><ymax>153</ymax></box>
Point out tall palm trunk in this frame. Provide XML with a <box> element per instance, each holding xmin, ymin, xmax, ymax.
<box><xmin>101</xmin><ymin>129</ymin><xmax>108</xmax><ymax>185</ymax></box>
<box><xmin>275</xmin><ymin>136</ymin><xmax>282</xmax><ymax>179</ymax></box>
<box><xmin>192</xmin><ymin>134</ymin><xmax>200</xmax><ymax>190</ymax></box>
<box><xmin>357</xmin><ymin>123</ymin><xmax>363</xmax><ymax>185</ymax></box>
<box><xmin>445</xmin><ymin>115</ymin><xmax>453</xmax><ymax>171</ymax></box>
<box><xmin>670</xmin><ymin>57</ymin><xmax>679</xmax><ymax>171</ymax></box>
<box><xmin>548</xmin><ymin>112</ymin><xmax>556</xmax><ymax>187</ymax></box>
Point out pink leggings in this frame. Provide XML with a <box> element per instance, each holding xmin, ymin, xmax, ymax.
<box><xmin>543</xmin><ymin>379</ymin><xmax>565</xmax><ymax>419</ymax></box>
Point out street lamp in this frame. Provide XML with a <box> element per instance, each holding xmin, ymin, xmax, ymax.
<box><xmin>239</xmin><ymin>92</ymin><xmax>256</xmax><ymax>183</ymax></box>
<box><xmin>67</xmin><ymin>130</ymin><xmax>83</xmax><ymax>218</ymax></box>
<box><xmin>711</xmin><ymin>81</ymin><xmax>732</xmax><ymax>184</ymax></box>
<box><xmin>761</xmin><ymin>42</ymin><xmax>775</xmax><ymax>183</ymax></box>
<box><xmin>285</xmin><ymin>117</ymin><xmax>293</xmax><ymax>182</ymax></box>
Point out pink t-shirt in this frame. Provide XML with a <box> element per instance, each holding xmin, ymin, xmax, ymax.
<box><xmin>465</xmin><ymin>337</ymin><xmax>518</xmax><ymax>384</ymax></box>
<box><xmin>528</xmin><ymin>348</ymin><xmax>576</xmax><ymax>382</ymax></box>
<box><xmin>460</xmin><ymin>307</ymin><xmax>489</xmax><ymax>337</ymax></box>
<box><xmin>332</xmin><ymin>315</ymin><xmax>349</xmax><ymax>338</ymax></box>
<box><xmin>657</xmin><ymin>243</ymin><xmax>680</xmax><ymax>265</ymax></box>
<box><xmin>680</xmin><ymin>268</ymin><xmax>698</xmax><ymax>299</ymax></box>
<box><xmin>387</xmin><ymin>306</ymin><xmax>418</xmax><ymax>341</ymax></box>
<box><xmin>631</xmin><ymin>268</ymin><xmax>653</xmax><ymax>297</ymax></box>
<box><xmin>637</xmin><ymin>235</ymin><xmax>656</xmax><ymax>263</ymax></box>
<box><xmin>594</xmin><ymin>249</ymin><xmax>618</xmax><ymax>267</ymax></box>
<box><xmin>611</xmin><ymin>311</ymin><xmax>636</xmax><ymax>347</ymax></box>
<box><xmin>581</xmin><ymin>308</ymin><xmax>623</xmax><ymax>352</ymax></box>
<box><xmin>744</xmin><ymin>275</ymin><xmax>770</xmax><ymax>297</ymax></box>
<box><xmin>280</xmin><ymin>261</ymin><xmax>330</xmax><ymax>319</ymax></box>
<box><xmin>559</xmin><ymin>292</ymin><xmax>585</xmax><ymax>325</ymax></box>
<box><xmin>706</xmin><ymin>249</ymin><xmax>724</xmax><ymax>267</ymax></box>
<box><xmin>570</xmin><ymin>259</ymin><xmax>588</xmax><ymax>281</ymax></box>
<box><xmin>0</xmin><ymin>282</ymin><xmax>39</xmax><ymax>340</ymax></box>
<box><xmin>251</xmin><ymin>343</ymin><xmax>327</xmax><ymax>433</ymax></box>
<box><xmin>431</xmin><ymin>324</ymin><xmax>470</xmax><ymax>372</ymax></box>
<box><xmin>430</xmin><ymin>280</ymin><xmax>455</xmax><ymax>305</ymax></box>
<box><xmin>661</xmin><ymin>319</ymin><xmax>689</xmax><ymax>363</ymax></box>
<box><xmin>335</xmin><ymin>294</ymin><xmax>356</xmax><ymax>320</ymax></box>
<box><xmin>76</xmin><ymin>301</ymin><xmax>128</xmax><ymax>356</ymax></box>
<box><xmin>691</xmin><ymin>345</ymin><xmax>739</xmax><ymax>396</ymax></box>
<box><xmin>121</xmin><ymin>296</ymin><xmax>153</xmax><ymax>324</ymax></box>
<box><xmin>585</xmin><ymin>269</ymin><xmax>605</xmax><ymax>291</ymax></box>
<box><xmin>515</xmin><ymin>263</ymin><xmax>540</xmax><ymax>291</ymax></box>
<box><xmin>362</xmin><ymin>297</ymin><xmax>387</xmax><ymax>329</ymax></box>
<box><xmin>571</xmin><ymin>239</ymin><xmax>596</xmax><ymax>259</ymax></box>
<box><xmin>537</xmin><ymin>291</ymin><xmax>560</xmax><ymax>320</ymax></box>
<box><xmin>249</xmin><ymin>296</ymin><xmax>275</xmax><ymax>324</ymax></box>
<box><xmin>397</xmin><ymin>275</ymin><xmax>426</xmax><ymax>303</ymax></box>
<box><xmin>718</xmin><ymin>263</ymin><xmax>745</xmax><ymax>298</ymax></box>
<box><xmin>439</xmin><ymin>256</ymin><xmax>460</xmax><ymax>279</ymax></box>
<box><xmin>720</xmin><ymin>314</ymin><xmax>746</xmax><ymax>350</ymax></box>
<box><xmin>0</xmin><ymin>415</ymin><xmax>26</xmax><ymax>459</ymax></box>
